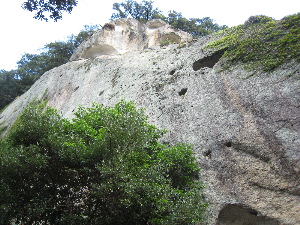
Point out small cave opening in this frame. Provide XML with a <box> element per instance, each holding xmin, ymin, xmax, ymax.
<box><xmin>170</xmin><ymin>69</ymin><xmax>176</xmax><ymax>75</ymax></box>
<box><xmin>216</xmin><ymin>204</ymin><xmax>280</xmax><ymax>225</ymax></box>
<box><xmin>103</xmin><ymin>23</ymin><xmax>115</xmax><ymax>31</ymax></box>
<box><xmin>178</xmin><ymin>88</ymin><xmax>188</xmax><ymax>96</ymax></box>
<box><xmin>203</xmin><ymin>150</ymin><xmax>212</xmax><ymax>158</ymax></box>
<box><xmin>82</xmin><ymin>44</ymin><xmax>118</xmax><ymax>58</ymax></box>
<box><xmin>193</xmin><ymin>49</ymin><xmax>225</xmax><ymax>71</ymax></box>
<box><xmin>224</xmin><ymin>141</ymin><xmax>232</xmax><ymax>148</ymax></box>
<box><xmin>160</xmin><ymin>33</ymin><xmax>182</xmax><ymax>44</ymax></box>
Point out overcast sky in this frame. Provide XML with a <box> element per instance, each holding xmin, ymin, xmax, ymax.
<box><xmin>0</xmin><ymin>0</ymin><xmax>298</xmax><ymax>70</ymax></box>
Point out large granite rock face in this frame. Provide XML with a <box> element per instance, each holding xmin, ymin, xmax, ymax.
<box><xmin>1</xmin><ymin>20</ymin><xmax>299</xmax><ymax>225</ymax></box>
<box><xmin>70</xmin><ymin>18</ymin><xmax>193</xmax><ymax>61</ymax></box>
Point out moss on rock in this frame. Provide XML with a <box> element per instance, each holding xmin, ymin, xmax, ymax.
<box><xmin>207</xmin><ymin>13</ymin><xmax>300</xmax><ymax>73</ymax></box>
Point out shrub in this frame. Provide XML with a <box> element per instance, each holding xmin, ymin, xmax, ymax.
<box><xmin>243</xmin><ymin>15</ymin><xmax>274</xmax><ymax>27</ymax></box>
<box><xmin>0</xmin><ymin>100</ymin><xmax>207</xmax><ymax>224</ymax></box>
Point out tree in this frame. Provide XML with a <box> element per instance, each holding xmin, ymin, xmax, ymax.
<box><xmin>16</xmin><ymin>24</ymin><xmax>98</xmax><ymax>80</ymax></box>
<box><xmin>111</xmin><ymin>1</ymin><xmax>227</xmax><ymax>37</ymax></box>
<box><xmin>160</xmin><ymin>11</ymin><xmax>228</xmax><ymax>37</ymax></box>
<box><xmin>16</xmin><ymin>41</ymin><xmax>74</xmax><ymax>79</ymax></box>
<box><xmin>68</xmin><ymin>25</ymin><xmax>99</xmax><ymax>48</ymax></box>
<box><xmin>0</xmin><ymin>25</ymin><xmax>98</xmax><ymax>111</ymax></box>
<box><xmin>161</xmin><ymin>11</ymin><xmax>227</xmax><ymax>37</ymax></box>
<box><xmin>0</xmin><ymin>70</ymin><xmax>20</xmax><ymax>110</ymax></box>
<box><xmin>22</xmin><ymin>0</ymin><xmax>78</xmax><ymax>21</ymax></box>
<box><xmin>0</xmin><ymin>100</ymin><xmax>207</xmax><ymax>224</ymax></box>
<box><xmin>111</xmin><ymin>0</ymin><xmax>162</xmax><ymax>22</ymax></box>
<box><xmin>185</xmin><ymin>17</ymin><xmax>228</xmax><ymax>37</ymax></box>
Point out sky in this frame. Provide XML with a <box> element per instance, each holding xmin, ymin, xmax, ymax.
<box><xmin>0</xmin><ymin>0</ymin><xmax>299</xmax><ymax>71</ymax></box>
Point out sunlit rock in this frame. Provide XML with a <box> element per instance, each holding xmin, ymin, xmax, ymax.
<box><xmin>70</xmin><ymin>18</ymin><xmax>192</xmax><ymax>61</ymax></box>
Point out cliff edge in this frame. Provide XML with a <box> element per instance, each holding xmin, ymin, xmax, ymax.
<box><xmin>1</xmin><ymin>18</ymin><xmax>299</xmax><ymax>225</ymax></box>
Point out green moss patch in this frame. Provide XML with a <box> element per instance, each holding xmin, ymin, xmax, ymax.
<box><xmin>207</xmin><ymin>13</ymin><xmax>300</xmax><ymax>73</ymax></box>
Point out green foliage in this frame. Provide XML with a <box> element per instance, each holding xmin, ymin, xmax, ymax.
<box><xmin>15</xmin><ymin>41</ymin><xmax>73</xmax><ymax>85</ymax></box>
<box><xmin>69</xmin><ymin>25</ymin><xmax>99</xmax><ymax>48</ymax></box>
<box><xmin>22</xmin><ymin>0</ymin><xmax>78</xmax><ymax>21</ymax></box>
<box><xmin>16</xmin><ymin>24</ymin><xmax>98</xmax><ymax>83</ymax></box>
<box><xmin>0</xmin><ymin>25</ymin><xmax>98</xmax><ymax>111</ymax></box>
<box><xmin>111</xmin><ymin>0</ymin><xmax>162</xmax><ymax>22</ymax></box>
<box><xmin>0</xmin><ymin>122</ymin><xmax>7</xmax><ymax>136</ymax></box>
<box><xmin>0</xmin><ymin>70</ymin><xmax>20</xmax><ymax>110</ymax></box>
<box><xmin>207</xmin><ymin>13</ymin><xmax>300</xmax><ymax>72</ymax></box>
<box><xmin>0</xmin><ymin>101</ymin><xmax>207</xmax><ymax>224</ymax></box>
<box><xmin>111</xmin><ymin>1</ymin><xmax>227</xmax><ymax>37</ymax></box>
<box><xmin>162</xmin><ymin>11</ymin><xmax>228</xmax><ymax>37</ymax></box>
<box><xmin>243</xmin><ymin>15</ymin><xmax>274</xmax><ymax>27</ymax></box>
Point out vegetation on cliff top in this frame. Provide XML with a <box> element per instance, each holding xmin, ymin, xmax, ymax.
<box><xmin>0</xmin><ymin>100</ymin><xmax>207</xmax><ymax>224</ymax></box>
<box><xmin>207</xmin><ymin>13</ymin><xmax>300</xmax><ymax>73</ymax></box>
<box><xmin>111</xmin><ymin>0</ymin><xmax>227</xmax><ymax>37</ymax></box>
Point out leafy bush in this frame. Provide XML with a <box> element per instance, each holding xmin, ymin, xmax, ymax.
<box><xmin>243</xmin><ymin>15</ymin><xmax>274</xmax><ymax>27</ymax></box>
<box><xmin>207</xmin><ymin>13</ymin><xmax>300</xmax><ymax>73</ymax></box>
<box><xmin>0</xmin><ymin>101</ymin><xmax>207</xmax><ymax>224</ymax></box>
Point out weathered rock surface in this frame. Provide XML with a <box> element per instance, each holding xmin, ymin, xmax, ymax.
<box><xmin>70</xmin><ymin>18</ymin><xmax>192</xmax><ymax>61</ymax></box>
<box><xmin>1</xmin><ymin>19</ymin><xmax>300</xmax><ymax>225</ymax></box>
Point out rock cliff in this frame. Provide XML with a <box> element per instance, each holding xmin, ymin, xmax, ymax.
<box><xmin>70</xmin><ymin>18</ymin><xmax>192</xmax><ymax>61</ymax></box>
<box><xmin>1</xmin><ymin>19</ymin><xmax>299</xmax><ymax>225</ymax></box>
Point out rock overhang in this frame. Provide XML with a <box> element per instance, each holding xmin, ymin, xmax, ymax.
<box><xmin>69</xmin><ymin>18</ymin><xmax>193</xmax><ymax>61</ymax></box>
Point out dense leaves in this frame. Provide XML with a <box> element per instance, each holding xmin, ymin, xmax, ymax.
<box><xmin>207</xmin><ymin>13</ymin><xmax>300</xmax><ymax>73</ymax></box>
<box><xmin>162</xmin><ymin>11</ymin><xmax>227</xmax><ymax>37</ymax></box>
<box><xmin>22</xmin><ymin>0</ymin><xmax>78</xmax><ymax>21</ymax></box>
<box><xmin>0</xmin><ymin>70</ymin><xmax>20</xmax><ymax>112</ymax></box>
<box><xmin>0</xmin><ymin>101</ymin><xmax>207</xmax><ymax>224</ymax></box>
<box><xmin>111</xmin><ymin>0</ymin><xmax>162</xmax><ymax>22</ymax></box>
<box><xmin>0</xmin><ymin>25</ymin><xmax>98</xmax><ymax>110</ymax></box>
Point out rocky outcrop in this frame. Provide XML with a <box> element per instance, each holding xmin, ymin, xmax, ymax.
<box><xmin>1</xmin><ymin>19</ymin><xmax>299</xmax><ymax>225</ymax></box>
<box><xmin>70</xmin><ymin>18</ymin><xmax>192</xmax><ymax>61</ymax></box>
